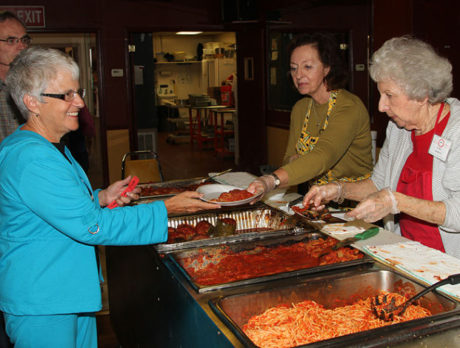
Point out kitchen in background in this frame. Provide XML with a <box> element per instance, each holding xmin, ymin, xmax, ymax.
<box><xmin>132</xmin><ymin>31</ymin><xmax>238</xmax><ymax>162</ymax></box>
<box><xmin>153</xmin><ymin>31</ymin><xmax>236</xmax><ymax>108</ymax></box>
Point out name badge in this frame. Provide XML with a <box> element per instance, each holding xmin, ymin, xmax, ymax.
<box><xmin>428</xmin><ymin>134</ymin><xmax>451</xmax><ymax>161</ymax></box>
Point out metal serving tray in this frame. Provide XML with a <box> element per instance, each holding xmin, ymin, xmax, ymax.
<box><xmin>154</xmin><ymin>205</ymin><xmax>314</xmax><ymax>253</ymax></box>
<box><xmin>138</xmin><ymin>177</ymin><xmax>208</xmax><ymax>199</ymax></box>
<box><xmin>210</xmin><ymin>268</ymin><xmax>460</xmax><ymax>347</ymax></box>
<box><xmin>168</xmin><ymin>233</ymin><xmax>371</xmax><ymax>293</ymax></box>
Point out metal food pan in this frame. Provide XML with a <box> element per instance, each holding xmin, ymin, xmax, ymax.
<box><xmin>210</xmin><ymin>268</ymin><xmax>460</xmax><ymax>347</ymax></box>
<box><xmin>168</xmin><ymin>233</ymin><xmax>371</xmax><ymax>293</ymax></box>
<box><xmin>154</xmin><ymin>205</ymin><xmax>314</xmax><ymax>253</ymax></box>
<box><xmin>138</xmin><ymin>177</ymin><xmax>208</xmax><ymax>199</ymax></box>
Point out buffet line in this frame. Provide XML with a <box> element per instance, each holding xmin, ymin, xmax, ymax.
<box><xmin>122</xmin><ymin>175</ymin><xmax>460</xmax><ymax>347</ymax></box>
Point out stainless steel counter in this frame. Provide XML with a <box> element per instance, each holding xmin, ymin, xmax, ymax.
<box><xmin>106</xmin><ymin>243</ymin><xmax>460</xmax><ymax>347</ymax></box>
<box><xmin>158</xmin><ymin>255</ymin><xmax>460</xmax><ymax>348</ymax></box>
<box><xmin>105</xmin><ymin>203</ymin><xmax>460</xmax><ymax>347</ymax></box>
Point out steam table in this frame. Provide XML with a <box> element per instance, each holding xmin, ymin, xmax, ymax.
<box><xmin>106</xmin><ymin>247</ymin><xmax>460</xmax><ymax>347</ymax></box>
<box><xmin>105</xmin><ymin>191</ymin><xmax>460</xmax><ymax>347</ymax></box>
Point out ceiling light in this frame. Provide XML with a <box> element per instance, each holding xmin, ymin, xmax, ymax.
<box><xmin>176</xmin><ymin>31</ymin><xmax>203</xmax><ymax>35</ymax></box>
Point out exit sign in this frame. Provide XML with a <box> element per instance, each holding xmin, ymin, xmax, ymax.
<box><xmin>0</xmin><ymin>6</ymin><xmax>45</xmax><ymax>28</ymax></box>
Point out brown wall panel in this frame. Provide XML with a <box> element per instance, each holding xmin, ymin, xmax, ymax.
<box><xmin>235</xmin><ymin>24</ymin><xmax>268</xmax><ymax>173</ymax></box>
<box><xmin>371</xmin><ymin>0</ymin><xmax>414</xmax><ymax>147</ymax></box>
<box><xmin>413</xmin><ymin>0</ymin><xmax>460</xmax><ymax>98</ymax></box>
<box><xmin>371</xmin><ymin>0</ymin><xmax>460</xmax><ymax>147</ymax></box>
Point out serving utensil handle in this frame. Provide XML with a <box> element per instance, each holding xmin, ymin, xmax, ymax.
<box><xmin>400</xmin><ymin>273</ymin><xmax>460</xmax><ymax>313</ymax></box>
<box><xmin>354</xmin><ymin>227</ymin><xmax>379</xmax><ymax>240</ymax></box>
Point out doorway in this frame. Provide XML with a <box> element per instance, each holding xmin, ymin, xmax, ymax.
<box><xmin>128</xmin><ymin>31</ymin><xmax>239</xmax><ymax>170</ymax></box>
<box><xmin>29</xmin><ymin>32</ymin><xmax>104</xmax><ymax>189</ymax></box>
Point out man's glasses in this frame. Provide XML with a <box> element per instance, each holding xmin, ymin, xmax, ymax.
<box><xmin>0</xmin><ymin>35</ymin><xmax>31</xmax><ymax>46</ymax></box>
<box><xmin>40</xmin><ymin>89</ymin><xmax>86</xmax><ymax>102</ymax></box>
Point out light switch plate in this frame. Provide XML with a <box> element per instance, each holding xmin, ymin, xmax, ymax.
<box><xmin>111</xmin><ymin>69</ymin><xmax>124</xmax><ymax>77</ymax></box>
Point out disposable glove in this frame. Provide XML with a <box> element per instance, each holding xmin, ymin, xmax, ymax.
<box><xmin>346</xmin><ymin>188</ymin><xmax>399</xmax><ymax>222</ymax></box>
<box><xmin>303</xmin><ymin>182</ymin><xmax>342</xmax><ymax>210</ymax></box>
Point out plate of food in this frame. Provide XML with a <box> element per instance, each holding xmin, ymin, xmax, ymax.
<box><xmin>196</xmin><ymin>184</ymin><xmax>262</xmax><ymax>206</ymax></box>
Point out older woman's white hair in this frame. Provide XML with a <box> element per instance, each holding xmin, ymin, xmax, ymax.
<box><xmin>369</xmin><ymin>36</ymin><xmax>452</xmax><ymax>103</ymax></box>
<box><xmin>5</xmin><ymin>46</ymin><xmax>80</xmax><ymax>119</ymax></box>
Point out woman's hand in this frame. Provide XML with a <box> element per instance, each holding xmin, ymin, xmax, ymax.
<box><xmin>303</xmin><ymin>183</ymin><xmax>340</xmax><ymax>210</ymax></box>
<box><xmin>99</xmin><ymin>176</ymin><xmax>141</xmax><ymax>207</ymax></box>
<box><xmin>247</xmin><ymin>175</ymin><xmax>275</xmax><ymax>204</ymax></box>
<box><xmin>164</xmin><ymin>191</ymin><xmax>221</xmax><ymax>214</ymax></box>
<box><xmin>346</xmin><ymin>188</ymin><xmax>399</xmax><ymax>222</ymax></box>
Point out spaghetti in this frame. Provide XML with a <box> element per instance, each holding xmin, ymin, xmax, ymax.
<box><xmin>243</xmin><ymin>292</ymin><xmax>431</xmax><ymax>348</ymax></box>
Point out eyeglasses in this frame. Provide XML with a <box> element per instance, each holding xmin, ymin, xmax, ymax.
<box><xmin>40</xmin><ymin>89</ymin><xmax>86</xmax><ymax>102</ymax></box>
<box><xmin>0</xmin><ymin>35</ymin><xmax>31</xmax><ymax>46</ymax></box>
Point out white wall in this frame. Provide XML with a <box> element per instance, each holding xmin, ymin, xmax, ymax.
<box><xmin>155</xmin><ymin>62</ymin><xmax>205</xmax><ymax>101</ymax></box>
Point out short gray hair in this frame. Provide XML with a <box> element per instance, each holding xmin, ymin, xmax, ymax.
<box><xmin>6</xmin><ymin>46</ymin><xmax>80</xmax><ymax>119</ymax></box>
<box><xmin>369</xmin><ymin>36</ymin><xmax>452</xmax><ymax>103</ymax></box>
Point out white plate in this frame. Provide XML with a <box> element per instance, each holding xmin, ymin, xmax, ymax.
<box><xmin>196</xmin><ymin>184</ymin><xmax>261</xmax><ymax>206</ymax></box>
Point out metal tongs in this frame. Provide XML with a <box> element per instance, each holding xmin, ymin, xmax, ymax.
<box><xmin>371</xmin><ymin>273</ymin><xmax>460</xmax><ymax>321</ymax></box>
<box><xmin>201</xmin><ymin>168</ymin><xmax>232</xmax><ymax>183</ymax></box>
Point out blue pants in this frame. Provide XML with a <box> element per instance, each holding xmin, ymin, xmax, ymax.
<box><xmin>4</xmin><ymin>312</ymin><xmax>97</xmax><ymax>348</ymax></box>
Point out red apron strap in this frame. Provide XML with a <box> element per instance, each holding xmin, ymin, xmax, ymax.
<box><xmin>396</xmin><ymin>103</ymin><xmax>450</xmax><ymax>252</ymax></box>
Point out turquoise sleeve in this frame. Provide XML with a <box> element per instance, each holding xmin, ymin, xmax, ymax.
<box><xmin>17</xmin><ymin>145</ymin><xmax>167</xmax><ymax>246</ymax></box>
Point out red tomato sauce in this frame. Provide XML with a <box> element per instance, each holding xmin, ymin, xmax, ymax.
<box><xmin>179</xmin><ymin>237</ymin><xmax>363</xmax><ymax>286</ymax></box>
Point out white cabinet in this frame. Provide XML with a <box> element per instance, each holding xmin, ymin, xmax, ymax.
<box><xmin>201</xmin><ymin>58</ymin><xmax>236</xmax><ymax>88</ymax></box>
<box><xmin>154</xmin><ymin>58</ymin><xmax>236</xmax><ymax>107</ymax></box>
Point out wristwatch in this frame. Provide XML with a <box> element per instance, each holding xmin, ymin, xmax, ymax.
<box><xmin>270</xmin><ymin>173</ymin><xmax>281</xmax><ymax>188</ymax></box>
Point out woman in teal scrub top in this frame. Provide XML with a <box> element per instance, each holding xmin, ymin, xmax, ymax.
<box><xmin>0</xmin><ymin>47</ymin><xmax>219</xmax><ymax>348</ymax></box>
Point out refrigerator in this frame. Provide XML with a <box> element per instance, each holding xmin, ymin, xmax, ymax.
<box><xmin>201</xmin><ymin>58</ymin><xmax>236</xmax><ymax>89</ymax></box>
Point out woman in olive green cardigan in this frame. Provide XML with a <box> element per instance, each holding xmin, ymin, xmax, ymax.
<box><xmin>248</xmin><ymin>33</ymin><xmax>373</xmax><ymax>197</ymax></box>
